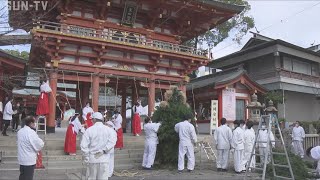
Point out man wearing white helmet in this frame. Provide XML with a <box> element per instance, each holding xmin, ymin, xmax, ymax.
<box><xmin>105</xmin><ymin>121</ymin><xmax>117</xmax><ymax>177</ymax></box>
<box><xmin>81</xmin><ymin>112</ymin><xmax>117</xmax><ymax>180</ymax></box>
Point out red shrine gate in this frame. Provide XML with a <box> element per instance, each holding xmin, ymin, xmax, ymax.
<box><xmin>9</xmin><ymin>0</ymin><xmax>244</xmax><ymax>133</ymax></box>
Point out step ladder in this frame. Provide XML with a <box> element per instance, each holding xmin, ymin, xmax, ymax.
<box><xmin>198</xmin><ymin>137</ymin><xmax>217</xmax><ymax>160</ymax></box>
<box><xmin>245</xmin><ymin>114</ymin><xmax>294</xmax><ymax>180</ymax></box>
<box><xmin>36</xmin><ymin>116</ymin><xmax>47</xmax><ymax>135</ymax></box>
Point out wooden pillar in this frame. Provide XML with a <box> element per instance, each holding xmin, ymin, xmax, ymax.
<box><xmin>148</xmin><ymin>79</ymin><xmax>155</xmax><ymax>116</ymax></box>
<box><xmin>121</xmin><ymin>88</ymin><xmax>127</xmax><ymax>133</ymax></box>
<box><xmin>218</xmin><ymin>89</ymin><xmax>223</xmax><ymax>127</ymax></box>
<box><xmin>92</xmin><ymin>75</ymin><xmax>100</xmax><ymax>112</ymax></box>
<box><xmin>82</xmin><ymin>82</ymin><xmax>90</xmax><ymax>108</ymax></box>
<box><xmin>48</xmin><ymin>71</ymin><xmax>58</xmax><ymax>133</ymax></box>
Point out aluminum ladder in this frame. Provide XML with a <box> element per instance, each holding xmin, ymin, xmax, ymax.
<box><xmin>245</xmin><ymin>114</ymin><xmax>294</xmax><ymax>180</ymax></box>
<box><xmin>36</xmin><ymin>115</ymin><xmax>47</xmax><ymax>135</ymax></box>
<box><xmin>199</xmin><ymin>137</ymin><xmax>217</xmax><ymax>160</ymax></box>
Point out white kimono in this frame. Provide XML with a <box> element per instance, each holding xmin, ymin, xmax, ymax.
<box><xmin>80</xmin><ymin>122</ymin><xmax>117</xmax><ymax>180</ymax></box>
<box><xmin>214</xmin><ymin>124</ymin><xmax>232</xmax><ymax>169</ymax></box>
<box><xmin>70</xmin><ymin>117</ymin><xmax>84</xmax><ymax>134</ymax></box>
<box><xmin>292</xmin><ymin>126</ymin><xmax>305</xmax><ymax>158</ymax></box>
<box><xmin>142</xmin><ymin>122</ymin><xmax>161</xmax><ymax>168</ymax></box>
<box><xmin>82</xmin><ymin>106</ymin><xmax>94</xmax><ymax>121</ymax></box>
<box><xmin>257</xmin><ymin>129</ymin><xmax>275</xmax><ymax>165</ymax></box>
<box><xmin>244</xmin><ymin>128</ymin><xmax>256</xmax><ymax>170</ymax></box>
<box><xmin>132</xmin><ymin>105</ymin><xmax>143</xmax><ymax>115</ymax></box>
<box><xmin>112</xmin><ymin>114</ymin><xmax>123</xmax><ymax>131</ymax></box>
<box><xmin>3</xmin><ymin>101</ymin><xmax>15</xmax><ymax>121</ymax></box>
<box><xmin>311</xmin><ymin>146</ymin><xmax>320</xmax><ymax>175</ymax></box>
<box><xmin>40</xmin><ymin>81</ymin><xmax>52</xmax><ymax>93</ymax></box>
<box><xmin>175</xmin><ymin>120</ymin><xmax>197</xmax><ymax>171</ymax></box>
<box><xmin>232</xmin><ymin>127</ymin><xmax>245</xmax><ymax>172</ymax></box>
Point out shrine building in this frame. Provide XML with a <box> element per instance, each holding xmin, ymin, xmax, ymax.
<box><xmin>9</xmin><ymin>0</ymin><xmax>244</xmax><ymax>133</ymax></box>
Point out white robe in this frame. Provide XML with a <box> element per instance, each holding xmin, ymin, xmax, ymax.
<box><xmin>70</xmin><ymin>117</ymin><xmax>84</xmax><ymax>134</ymax></box>
<box><xmin>257</xmin><ymin>129</ymin><xmax>275</xmax><ymax>164</ymax></box>
<box><xmin>81</xmin><ymin>122</ymin><xmax>117</xmax><ymax>180</ymax></box>
<box><xmin>214</xmin><ymin>124</ymin><xmax>232</xmax><ymax>169</ymax></box>
<box><xmin>244</xmin><ymin>128</ymin><xmax>256</xmax><ymax>170</ymax></box>
<box><xmin>40</xmin><ymin>81</ymin><xmax>52</xmax><ymax>93</ymax></box>
<box><xmin>232</xmin><ymin>127</ymin><xmax>245</xmax><ymax>172</ymax></box>
<box><xmin>3</xmin><ymin>101</ymin><xmax>14</xmax><ymax>120</ymax></box>
<box><xmin>292</xmin><ymin>126</ymin><xmax>305</xmax><ymax>157</ymax></box>
<box><xmin>132</xmin><ymin>105</ymin><xmax>143</xmax><ymax>115</ymax></box>
<box><xmin>105</xmin><ymin>126</ymin><xmax>117</xmax><ymax>178</ymax></box>
<box><xmin>112</xmin><ymin>114</ymin><xmax>123</xmax><ymax>131</ymax></box>
<box><xmin>142</xmin><ymin>122</ymin><xmax>161</xmax><ymax>168</ymax></box>
<box><xmin>175</xmin><ymin>120</ymin><xmax>197</xmax><ymax>171</ymax></box>
<box><xmin>82</xmin><ymin>106</ymin><xmax>94</xmax><ymax>121</ymax></box>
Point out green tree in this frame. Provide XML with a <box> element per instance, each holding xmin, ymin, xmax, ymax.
<box><xmin>265</xmin><ymin>91</ymin><xmax>284</xmax><ymax>106</ymax></box>
<box><xmin>152</xmin><ymin>88</ymin><xmax>194</xmax><ymax>167</ymax></box>
<box><xmin>4</xmin><ymin>49</ymin><xmax>29</xmax><ymax>60</ymax></box>
<box><xmin>187</xmin><ymin>0</ymin><xmax>254</xmax><ymax>77</ymax></box>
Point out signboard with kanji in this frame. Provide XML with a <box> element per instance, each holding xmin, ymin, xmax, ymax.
<box><xmin>210</xmin><ymin>100</ymin><xmax>218</xmax><ymax>135</ymax></box>
<box><xmin>121</xmin><ymin>1</ymin><xmax>138</xmax><ymax>26</ymax></box>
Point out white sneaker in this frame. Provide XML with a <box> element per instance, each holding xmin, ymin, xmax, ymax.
<box><xmin>136</xmin><ymin>134</ymin><xmax>140</xmax><ymax>136</ymax></box>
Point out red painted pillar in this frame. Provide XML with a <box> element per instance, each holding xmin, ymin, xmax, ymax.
<box><xmin>148</xmin><ymin>79</ymin><xmax>155</xmax><ymax>116</ymax></box>
<box><xmin>48</xmin><ymin>71</ymin><xmax>58</xmax><ymax>133</ymax></box>
<box><xmin>92</xmin><ymin>75</ymin><xmax>99</xmax><ymax>112</ymax></box>
<box><xmin>121</xmin><ymin>88</ymin><xmax>127</xmax><ymax>132</ymax></box>
<box><xmin>218</xmin><ymin>89</ymin><xmax>223</xmax><ymax>127</ymax></box>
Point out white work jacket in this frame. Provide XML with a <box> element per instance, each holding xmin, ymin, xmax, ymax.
<box><xmin>214</xmin><ymin>124</ymin><xmax>232</xmax><ymax>150</ymax></box>
<box><xmin>292</xmin><ymin>126</ymin><xmax>305</xmax><ymax>142</ymax></box>
<box><xmin>144</xmin><ymin>122</ymin><xmax>161</xmax><ymax>144</ymax></box>
<box><xmin>311</xmin><ymin>146</ymin><xmax>320</xmax><ymax>160</ymax></box>
<box><xmin>3</xmin><ymin>101</ymin><xmax>14</xmax><ymax>120</ymax></box>
<box><xmin>232</xmin><ymin>127</ymin><xmax>245</xmax><ymax>150</ymax></box>
<box><xmin>174</xmin><ymin>120</ymin><xmax>197</xmax><ymax>147</ymax></box>
<box><xmin>257</xmin><ymin>129</ymin><xmax>275</xmax><ymax>148</ymax></box>
<box><xmin>244</xmin><ymin>128</ymin><xmax>255</xmax><ymax>153</ymax></box>
<box><xmin>80</xmin><ymin>122</ymin><xmax>117</xmax><ymax>163</ymax></box>
<box><xmin>17</xmin><ymin>126</ymin><xmax>44</xmax><ymax>166</ymax></box>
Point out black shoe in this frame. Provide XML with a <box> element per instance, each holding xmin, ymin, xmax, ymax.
<box><xmin>2</xmin><ymin>134</ymin><xmax>8</xmax><ymax>136</ymax></box>
<box><xmin>143</xmin><ymin>167</ymin><xmax>152</xmax><ymax>170</ymax></box>
<box><xmin>241</xmin><ymin>170</ymin><xmax>246</xmax><ymax>173</ymax></box>
<box><xmin>178</xmin><ymin>170</ymin><xmax>183</xmax><ymax>174</ymax></box>
<box><xmin>217</xmin><ymin>168</ymin><xmax>222</xmax><ymax>172</ymax></box>
<box><xmin>222</xmin><ymin>169</ymin><xmax>227</xmax><ymax>172</ymax></box>
<box><xmin>187</xmin><ymin>169</ymin><xmax>193</xmax><ymax>173</ymax></box>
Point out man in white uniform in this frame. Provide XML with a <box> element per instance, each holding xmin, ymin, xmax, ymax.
<box><xmin>175</xmin><ymin>113</ymin><xmax>197</xmax><ymax>173</ymax></box>
<box><xmin>142</xmin><ymin>116</ymin><xmax>161</xmax><ymax>170</ymax></box>
<box><xmin>2</xmin><ymin>97</ymin><xmax>16</xmax><ymax>136</ymax></box>
<box><xmin>214</xmin><ymin>118</ymin><xmax>232</xmax><ymax>172</ymax></box>
<box><xmin>257</xmin><ymin>122</ymin><xmax>275</xmax><ymax>165</ymax></box>
<box><xmin>105</xmin><ymin>121</ymin><xmax>117</xmax><ymax>178</ymax></box>
<box><xmin>244</xmin><ymin>121</ymin><xmax>256</xmax><ymax>171</ymax></box>
<box><xmin>81</xmin><ymin>112</ymin><xmax>117</xmax><ymax>180</ymax></box>
<box><xmin>17</xmin><ymin>116</ymin><xmax>44</xmax><ymax>180</ymax></box>
<box><xmin>232</xmin><ymin>120</ymin><xmax>245</xmax><ymax>173</ymax></box>
<box><xmin>307</xmin><ymin>146</ymin><xmax>320</xmax><ymax>176</ymax></box>
<box><xmin>292</xmin><ymin>121</ymin><xmax>305</xmax><ymax>158</ymax></box>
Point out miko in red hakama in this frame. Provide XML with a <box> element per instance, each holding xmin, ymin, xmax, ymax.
<box><xmin>115</xmin><ymin>128</ymin><xmax>123</xmax><ymax>148</ymax></box>
<box><xmin>36</xmin><ymin>92</ymin><xmax>49</xmax><ymax>115</ymax></box>
<box><xmin>85</xmin><ymin>113</ymin><xmax>93</xmax><ymax>128</ymax></box>
<box><xmin>132</xmin><ymin>113</ymin><xmax>142</xmax><ymax>135</ymax></box>
<box><xmin>64</xmin><ymin>124</ymin><xmax>76</xmax><ymax>154</ymax></box>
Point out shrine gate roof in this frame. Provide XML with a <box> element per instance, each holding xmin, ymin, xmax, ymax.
<box><xmin>187</xmin><ymin>66</ymin><xmax>267</xmax><ymax>93</ymax></box>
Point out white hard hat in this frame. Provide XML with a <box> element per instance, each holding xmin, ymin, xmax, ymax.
<box><xmin>106</xmin><ymin>121</ymin><xmax>114</xmax><ymax>128</ymax></box>
<box><xmin>92</xmin><ymin>112</ymin><xmax>103</xmax><ymax>120</ymax></box>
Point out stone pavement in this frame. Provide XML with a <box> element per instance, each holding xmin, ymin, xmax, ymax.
<box><xmin>0</xmin><ymin>168</ymin><xmax>261</xmax><ymax>180</ymax></box>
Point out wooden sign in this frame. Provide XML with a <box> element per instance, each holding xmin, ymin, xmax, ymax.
<box><xmin>121</xmin><ymin>1</ymin><xmax>138</xmax><ymax>26</ymax></box>
<box><xmin>210</xmin><ymin>100</ymin><xmax>218</xmax><ymax>135</ymax></box>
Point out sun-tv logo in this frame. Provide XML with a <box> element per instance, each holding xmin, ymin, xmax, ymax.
<box><xmin>8</xmin><ymin>1</ymin><xmax>49</xmax><ymax>11</ymax></box>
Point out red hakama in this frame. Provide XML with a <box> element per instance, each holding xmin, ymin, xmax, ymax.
<box><xmin>115</xmin><ymin>128</ymin><xmax>124</xmax><ymax>148</ymax></box>
<box><xmin>132</xmin><ymin>113</ymin><xmax>141</xmax><ymax>135</ymax></box>
<box><xmin>36</xmin><ymin>92</ymin><xmax>49</xmax><ymax>115</ymax></box>
<box><xmin>64</xmin><ymin>124</ymin><xmax>76</xmax><ymax>154</ymax></box>
<box><xmin>85</xmin><ymin>113</ymin><xmax>93</xmax><ymax>128</ymax></box>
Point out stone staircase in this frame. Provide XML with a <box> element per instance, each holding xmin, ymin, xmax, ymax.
<box><xmin>0</xmin><ymin>128</ymin><xmax>144</xmax><ymax>174</ymax></box>
<box><xmin>0</xmin><ymin>128</ymin><xmax>215</xmax><ymax>176</ymax></box>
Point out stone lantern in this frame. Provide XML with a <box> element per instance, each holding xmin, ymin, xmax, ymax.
<box><xmin>265</xmin><ymin>99</ymin><xmax>278</xmax><ymax>115</ymax></box>
<box><xmin>246</xmin><ymin>93</ymin><xmax>264</xmax><ymax>123</ymax></box>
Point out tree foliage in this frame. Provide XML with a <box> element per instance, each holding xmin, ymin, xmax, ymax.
<box><xmin>4</xmin><ymin>49</ymin><xmax>29</xmax><ymax>60</ymax></box>
<box><xmin>152</xmin><ymin>88</ymin><xmax>194</xmax><ymax>167</ymax></box>
<box><xmin>265</xmin><ymin>91</ymin><xmax>284</xmax><ymax>105</ymax></box>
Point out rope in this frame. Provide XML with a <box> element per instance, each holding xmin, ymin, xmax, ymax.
<box><xmin>77</xmin><ymin>72</ymin><xmax>83</xmax><ymax>110</ymax></box>
<box><xmin>113</xmin><ymin>170</ymin><xmax>166</xmax><ymax>177</ymax></box>
<box><xmin>158</xmin><ymin>80</ymin><xmax>163</xmax><ymax>101</ymax></box>
<box><xmin>104</xmin><ymin>75</ymin><xmax>107</xmax><ymax>112</ymax></box>
<box><xmin>133</xmin><ymin>77</ymin><xmax>139</xmax><ymax>101</ymax></box>
<box><xmin>90</xmin><ymin>73</ymin><xmax>93</xmax><ymax>107</ymax></box>
<box><xmin>62</xmin><ymin>71</ymin><xmax>71</xmax><ymax>109</ymax></box>
<box><xmin>191</xmin><ymin>84</ymin><xmax>196</xmax><ymax>112</ymax></box>
<box><xmin>42</xmin><ymin>69</ymin><xmax>62</xmax><ymax>113</ymax></box>
<box><xmin>114</xmin><ymin>77</ymin><xmax>119</xmax><ymax>109</ymax></box>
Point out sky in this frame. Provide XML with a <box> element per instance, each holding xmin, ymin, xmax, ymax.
<box><xmin>1</xmin><ymin>1</ymin><xmax>320</xmax><ymax>61</ymax></box>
